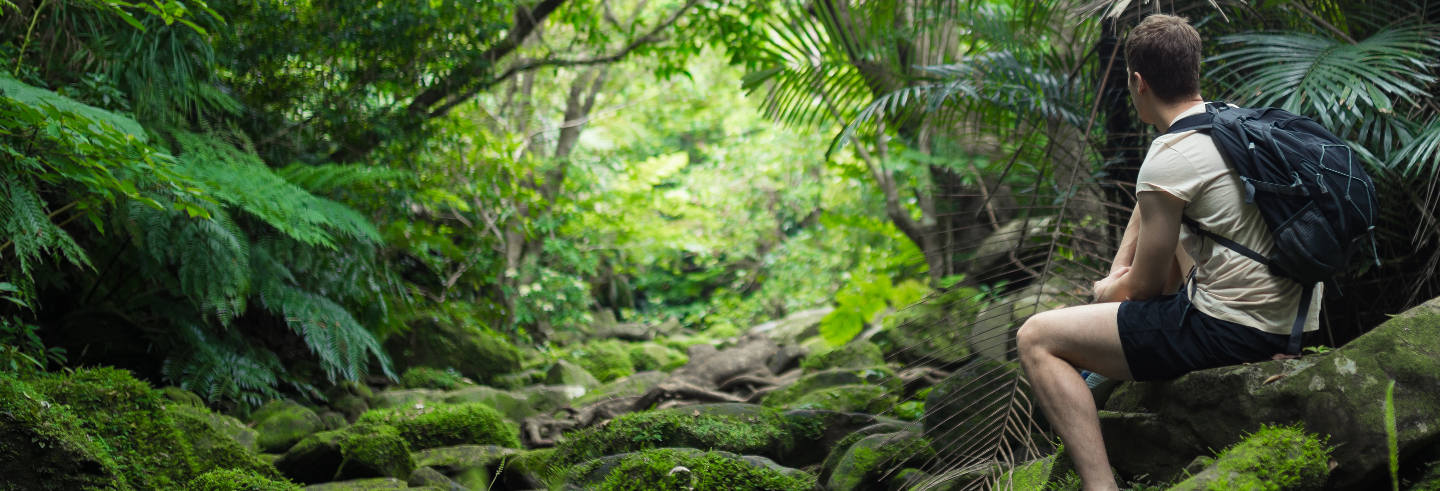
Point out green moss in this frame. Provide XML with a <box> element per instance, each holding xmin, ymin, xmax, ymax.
<box><xmin>762</xmin><ymin>367</ymin><xmax>899</xmax><ymax>409</ymax></box>
<box><xmin>168</xmin><ymin>405</ymin><xmax>282</xmax><ymax>479</ymax></box>
<box><xmin>799</xmin><ymin>340</ymin><xmax>885</xmax><ymax>372</ymax></box>
<box><xmin>627</xmin><ymin>343</ymin><xmax>688</xmax><ymax>372</ymax></box>
<box><xmin>162</xmin><ymin>386</ymin><xmax>207</xmax><ymax>407</ymax></box>
<box><xmin>586</xmin><ymin>448</ymin><xmax>816</xmax><ymax>491</ymax></box>
<box><xmin>1169</xmin><ymin>424</ymin><xmax>1329</xmax><ymax>491</ymax></box>
<box><xmin>250</xmin><ymin>399</ymin><xmax>325</xmax><ymax>453</ymax></box>
<box><xmin>787</xmin><ymin>384</ymin><xmax>897</xmax><ymax>414</ymax></box>
<box><xmin>336</xmin><ymin>423</ymin><xmax>415</xmax><ymax>480</ymax></box>
<box><xmin>566</xmin><ymin>340</ymin><xmax>636</xmax><ymax>382</ymax></box>
<box><xmin>358</xmin><ymin>402</ymin><xmax>521</xmax><ymax>450</ymax></box>
<box><xmin>184</xmin><ymin>468</ymin><xmax>300</xmax><ymax>490</ymax></box>
<box><xmin>510</xmin><ymin>448</ymin><xmax>562</xmax><ymax>485</ymax></box>
<box><xmin>827</xmin><ymin>433</ymin><xmax>935</xmax><ymax>490</ymax></box>
<box><xmin>551</xmin><ymin>405</ymin><xmax>798</xmax><ymax>468</ymax></box>
<box><xmin>29</xmin><ymin>367</ymin><xmax>201</xmax><ymax>488</ymax></box>
<box><xmin>0</xmin><ymin>372</ymin><xmax>124</xmax><ymax>489</ymax></box>
<box><xmin>399</xmin><ymin>367</ymin><xmax>468</xmax><ymax>390</ymax></box>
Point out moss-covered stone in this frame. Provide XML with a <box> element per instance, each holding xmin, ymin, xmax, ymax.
<box><xmin>29</xmin><ymin>367</ymin><xmax>201</xmax><ymax>488</ymax></box>
<box><xmin>413</xmin><ymin>444</ymin><xmax>518</xmax><ymax>475</ymax></box>
<box><xmin>369</xmin><ymin>388</ymin><xmax>442</xmax><ymax>410</ymax></box>
<box><xmin>509</xmin><ymin>448</ymin><xmax>561</xmax><ymax>486</ymax></box>
<box><xmin>565</xmin><ymin>339</ymin><xmax>636</xmax><ymax>382</ymax></box>
<box><xmin>168</xmin><ymin>404</ymin><xmax>282</xmax><ymax>478</ymax></box>
<box><xmin>923</xmin><ymin>359</ymin><xmax>1028</xmax><ymax>462</ymax></box>
<box><xmin>1168</xmin><ymin>424</ymin><xmax>1329</xmax><ymax>491</ymax></box>
<box><xmin>384</xmin><ymin>316</ymin><xmax>523</xmax><ymax>385</ymax></box>
<box><xmin>628</xmin><ymin>342</ymin><xmax>689</xmax><ymax>372</ymax></box>
<box><xmin>274</xmin><ymin>429</ymin><xmax>346</xmax><ymax>484</ymax></box>
<box><xmin>331</xmin><ymin>394</ymin><xmax>369</xmax><ymax>423</ymax></box>
<box><xmin>400</xmin><ymin>366</ymin><xmax>469</xmax><ymax>390</ymax></box>
<box><xmin>358</xmin><ymin>402</ymin><xmax>521</xmax><ymax>450</ymax></box>
<box><xmin>0</xmin><ymin>372</ymin><xmax>123</xmax><ymax>489</ymax></box>
<box><xmin>800</xmin><ymin>340</ymin><xmax>885</xmax><ymax>372</ymax></box>
<box><xmin>545</xmin><ymin>359</ymin><xmax>601</xmax><ymax>388</ymax></box>
<box><xmin>762</xmin><ymin>367</ymin><xmax>899</xmax><ymax>409</ymax></box>
<box><xmin>787</xmin><ymin>384</ymin><xmax>898</xmax><ymax>414</ymax></box>
<box><xmin>573</xmin><ymin>371</ymin><xmax>668</xmax><ymax>405</ymax></box>
<box><xmin>406</xmin><ymin>466</ymin><xmax>461</xmax><ymax>488</ymax></box>
<box><xmin>873</xmin><ymin>286</ymin><xmax>981</xmax><ymax>366</ymax></box>
<box><xmin>183</xmin><ymin>468</ymin><xmax>300</xmax><ymax>490</ymax></box>
<box><xmin>335</xmin><ymin>423</ymin><xmax>416</xmax><ymax>481</ymax></box>
<box><xmin>250</xmin><ymin>399</ymin><xmax>326</xmax><ymax>453</ymax></box>
<box><xmin>302</xmin><ymin>477</ymin><xmax>410</xmax><ymax>490</ymax></box>
<box><xmin>441</xmin><ymin>385</ymin><xmax>533</xmax><ymax>421</ymax></box>
<box><xmin>825</xmin><ymin>431</ymin><xmax>935</xmax><ymax>491</ymax></box>
<box><xmin>569</xmin><ymin>448</ymin><xmax>817</xmax><ymax>491</ymax></box>
<box><xmin>551</xmin><ymin>403</ymin><xmax>802</xmax><ymax>469</ymax></box>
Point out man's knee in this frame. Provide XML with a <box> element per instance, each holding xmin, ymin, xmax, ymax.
<box><xmin>1016</xmin><ymin>314</ymin><xmax>1051</xmax><ymax>357</ymax></box>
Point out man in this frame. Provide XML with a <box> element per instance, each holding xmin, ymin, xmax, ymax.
<box><xmin>1015</xmin><ymin>14</ymin><xmax>1322</xmax><ymax>491</ymax></box>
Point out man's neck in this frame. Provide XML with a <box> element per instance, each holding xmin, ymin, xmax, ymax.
<box><xmin>1153</xmin><ymin>98</ymin><xmax>1205</xmax><ymax>133</ymax></box>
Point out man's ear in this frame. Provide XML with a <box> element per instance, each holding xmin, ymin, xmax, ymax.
<box><xmin>1130</xmin><ymin>71</ymin><xmax>1147</xmax><ymax>94</ymax></box>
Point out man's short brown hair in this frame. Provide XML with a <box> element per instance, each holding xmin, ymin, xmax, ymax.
<box><xmin>1125</xmin><ymin>14</ymin><xmax>1202</xmax><ymax>103</ymax></box>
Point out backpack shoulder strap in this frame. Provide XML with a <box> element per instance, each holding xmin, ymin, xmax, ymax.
<box><xmin>1163</xmin><ymin>102</ymin><xmax>1228</xmax><ymax>135</ymax></box>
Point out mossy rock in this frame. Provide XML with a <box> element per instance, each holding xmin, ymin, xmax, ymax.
<box><xmin>301</xmin><ymin>477</ymin><xmax>410</xmax><ymax>490</ymax></box>
<box><xmin>251</xmin><ymin>399</ymin><xmax>326</xmax><ymax>453</ymax></box>
<box><xmin>800</xmin><ymin>340</ymin><xmax>885</xmax><ymax>372</ymax></box>
<box><xmin>0</xmin><ymin>372</ymin><xmax>123</xmax><ymax>489</ymax></box>
<box><xmin>335</xmin><ymin>423</ymin><xmax>416</xmax><ymax>481</ymax></box>
<box><xmin>184</xmin><ymin>468</ymin><xmax>301</xmax><ymax>490</ymax></box>
<box><xmin>825</xmin><ymin>431</ymin><xmax>935</xmax><ymax>491</ymax></box>
<box><xmin>551</xmin><ymin>403</ymin><xmax>802</xmax><ymax>469</ymax></box>
<box><xmin>274</xmin><ymin>430</ymin><xmax>346</xmax><ymax>484</ymax></box>
<box><xmin>358</xmin><ymin>402</ymin><xmax>522</xmax><ymax>450</ymax></box>
<box><xmin>28</xmin><ymin>367</ymin><xmax>201</xmax><ymax>488</ymax></box>
<box><xmin>628</xmin><ymin>342</ymin><xmax>689</xmax><ymax>372</ymax></box>
<box><xmin>872</xmin><ymin>286</ymin><xmax>980</xmax><ymax>367</ymax></box>
<box><xmin>787</xmin><ymin>384</ymin><xmax>898</xmax><ymax>414</ymax></box>
<box><xmin>413</xmin><ymin>444</ymin><xmax>518</xmax><ymax>475</ymax></box>
<box><xmin>492</xmin><ymin>368</ymin><xmax>545</xmax><ymax>390</ymax></box>
<box><xmin>1168</xmin><ymin>424</ymin><xmax>1329</xmax><ymax>490</ymax></box>
<box><xmin>400</xmin><ymin>367</ymin><xmax>470</xmax><ymax>390</ymax></box>
<box><xmin>1101</xmin><ymin>296</ymin><xmax>1440</xmax><ymax>487</ymax></box>
<box><xmin>441</xmin><ymin>385</ymin><xmax>533</xmax><ymax>421</ymax></box>
<box><xmin>568</xmin><ymin>448</ymin><xmax>817</xmax><ymax>491</ymax></box>
<box><xmin>564</xmin><ymin>339</ymin><xmax>636</xmax><ymax>382</ymax></box>
<box><xmin>762</xmin><ymin>367</ymin><xmax>899</xmax><ymax>409</ymax></box>
<box><xmin>545</xmin><ymin>359</ymin><xmax>601</xmax><ymax>388</ymax></box>
<box><xmin>573</xmin><ymin>371</ymin><xmax>668</xmax><ymax>405</ymax></box>
<box><xmin>168</xmin><ymin>404</ymin><xmax>282</xmax><ymax>478</ymax></box>
<box><xmin>778</xmin><ymin>409</ymin><xmax>906</xmax><ymax>468</ymax></box>
<box><xmin>369</xmin><ymin>388</ymin><xmax>443</xmax><ymax>410</ymax></box>
<box><xmin>517</xmin><ymin>384</ymin><xmax>588</xmax><ymax>413</ymax></box>
<box><xmin>507</xmin><ymin>448</ymin><xmax>561</xmax><ymax>488</ymax></box>
<box><xmin>330</xmin><ymin>394</ymin><xmax>370</xmax><ymax>423</ymax></box>
<box><xmin>406</xmin><ymin>466</ymin><xmax>461</xmax><ymax>488</ymax></box>
<box><xmin>384</xmin><ymin>317</ymin><xmax>523</xmax><ymax>385</ymax></box>
<box><xmin>922</xmin><ymin>358</ymin><xmax>1028</xmax><ymax>462</ymax></box>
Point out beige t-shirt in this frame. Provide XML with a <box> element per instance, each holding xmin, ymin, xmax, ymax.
<box><xmin>1136</xmin><ymin>103</ymin><xmax>1322</xmax><ymax>335</ymax></box>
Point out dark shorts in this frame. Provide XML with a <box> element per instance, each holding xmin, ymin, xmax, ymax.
<box><xmin>1117</xmin><ymin>293</ymin><xmax>1290</xmax><ymax>381</ymax></box>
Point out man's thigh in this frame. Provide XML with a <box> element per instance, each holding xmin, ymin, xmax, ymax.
<box><xmin>1019</xmin><ymin>302</ymin><xmax>1133</xmax><ymax>381</ymax></box>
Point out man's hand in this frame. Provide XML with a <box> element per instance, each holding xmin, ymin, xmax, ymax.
<box><xmin>1093</xmin><ymin>266</ymin><xmax>1131</xmax><ymax>303</ymax></box>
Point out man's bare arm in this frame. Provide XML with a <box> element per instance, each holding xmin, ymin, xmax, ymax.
<box><xmin>1111</xmin><ymin>205</ymin><xmax>1142</xmax><ymax>274</ymax></box>
<box><xmin>1103</xmin><ymin>191</ymin><xmax>1186</xmax><ymax>302</ymax></box>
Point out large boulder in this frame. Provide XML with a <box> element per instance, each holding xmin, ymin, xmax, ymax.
<box><xmin>251</xmin><ymin>400</ymin><xmax>327</xmax><ymax>453</ymax></box>
<box><xmin>922</xmin><ymin>359</ymin><xmax>1030</xmax><ymax>466</ymax></box>
<box><xmin>168</xmin><ymin>405</ymin><xmax>281</xmax><ymax>478</ymax></box>
<box><xmin>0</xmin><ymin>373</ymin><xmax>122</xmax><ymax>488</ymax></box>
<box><xmin>750</xmin><ymin>307</ymin><xmax>835</xmax><ymax>346</ymax></box>
<box><xmin>761</xmin><ymin>367</ymin><xmax>899</xmax><ymax>409</ymax></box>
<box><xmin>779</xmin><ymin>410</ymin><xmax>909</xmax><ymax>467</ymax></box>
<box><xmin>274</xmin><ymin>424</ymin><xmax>416</xmax><ymax>484</ymax></box>
<box><xmin>1102</xmin><ymin>296</ymin><xmax>1440</xmax><ymax>488</ymax></box>
<box><xmin>545</xmin><ymin>360</ymin><xmax>601</xmax><ymax>389</ymax></box>
<box><xmin>824</xmin><ymin>431</ymin><xmax>935</xmax><ymax>491</ymax></box>
<box><xmin>383</xmin><ymin>317</ymin><xmax>522</xmax><ymax>385</ymax></box>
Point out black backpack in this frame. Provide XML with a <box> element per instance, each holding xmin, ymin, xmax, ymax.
<box><xmin>1164</xmin><ymin>102</ymin><xmax>1379</xmax><ymax>355</ymax></box>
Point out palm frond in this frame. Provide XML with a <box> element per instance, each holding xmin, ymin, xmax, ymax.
<box><xmin>743</xmin><ymin>1</ymin><xmax>874</xmax><ymax>129</ymax></box>
<box><xmin>1208</xmin><ymin>25</ymin><xmax>1440</xmax><ymax>130</ymax></box>
<box><xmin>1392</xmin><ymin>116</ymin><xmax>1440</xmax><ymax>176</ymax></box>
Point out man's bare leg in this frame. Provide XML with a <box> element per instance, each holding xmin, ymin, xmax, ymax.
<box><xmin>1016</xmin><ymin>302</ymin><xmax>1134</xmax><ymax>491</ymax></box>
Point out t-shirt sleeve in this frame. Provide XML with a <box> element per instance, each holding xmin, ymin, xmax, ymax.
<box><xmin>1136</xmin><ymin>145</ymin><xmax>1203</xmax><ymax>203</ymax></box>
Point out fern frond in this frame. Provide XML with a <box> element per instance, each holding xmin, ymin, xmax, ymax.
<box><xmin>277</xmin><ymin>163</ymin><xmax>409</xmax><ymax>193</ymax></box>
<box><xmin>161</xmin><ymin>322</ymin><xmax>284</xmax><ymax>408</ymax></box>
<box><xmin>171</xmin><ymin>132</ymin><xmax>381</xmax><ymax>247</ymax></box>
<box><xmin>0</xmin><ymin>174</ymin><xmax>92</xmax><ymax>276</ymax></box>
